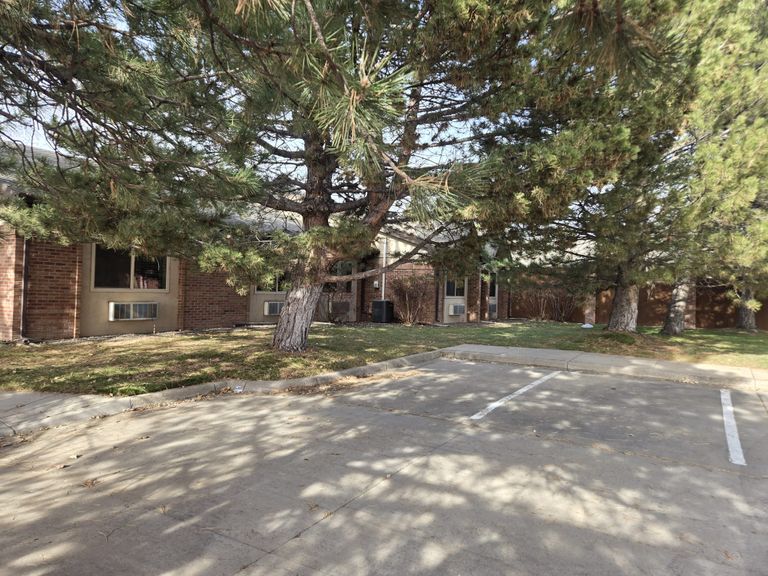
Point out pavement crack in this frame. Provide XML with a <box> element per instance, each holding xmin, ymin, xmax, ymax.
<box><xmin>0</xmin><ymin>416</ymin><xmax>17</xmax><ymax>436</ymax></box>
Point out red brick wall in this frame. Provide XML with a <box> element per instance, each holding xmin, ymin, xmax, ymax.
<box><xmin>595</xmin><ymin>290</ymin><xmax>613</xmax><ymax>324</ymax></box>
<box><xmin>497</xmin><ymin>286</ymin><xmax>512</xmax><ymax>320</ymax></box>
<box><xmin>0</xmin><ymin>228</ymin><xmax>24</xmax><ymax>341</ymax></box>
<box><xmin>23</xmin><ymin>241</ymin><xmax>81</xmax><ymax>340</ymax></box>
<box><xmin>579</xmin><ymin>285</ymin><xmax>764</xmax><ymax>330</ymax></box>
<box><xmin>695</xmin><ymin>287</ymin><xmax>740</xmax><ymax>329</ymax></box>
<box><xmin>757</xmin><ymin>299</ymin><xmax>768</xmax><ymax>330</ymax></box>
<box><xmin>594</xmin><ymin>287</ymin><xmax>673</xmax><ymax>327</ymax></box>
<box><xmin>179</xmin><ymin>262</ymin><xmax>248</xmax><ymax>330</ymax></box>
<box><xmin>393</xmin><ymin>263</ymin><xmax>437</xmax><ymax>324</ymax></box>
<box><xmin>176</xmin><ymin>258</ymin><xmax>187</xmax><ymax>330</ymax></box>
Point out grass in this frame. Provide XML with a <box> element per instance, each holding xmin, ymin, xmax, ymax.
<box><xmin>0</xmin><ymin>322</ymin><xmax>766</xmax><ymax>395</ymax></box>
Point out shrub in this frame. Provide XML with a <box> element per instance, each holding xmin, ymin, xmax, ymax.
<box><xmin>390</xmin><ymin>274</ymin><xmax>433</xmax><ymax>324</ymax></box>
<box><xmin>518</xmin><ymin>288</ymin><xmax>580</xmax><ymax>322</ymax></box>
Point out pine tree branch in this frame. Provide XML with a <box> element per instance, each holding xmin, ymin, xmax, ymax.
<box><xmin>329</xmin><ymin>196</ymin><xmax>369</xmax><ymax>213</ymax></box>
<box><xmin>29</xmin><ymin>19</ymin><xmax>128</xmax><ymax>35</ymax></box>
<box><xmin>196</xmin><ymin>0</ymin><xmax>289</xmax><ymax>57</ymax></box>
<box><xmin>253</xmin><ymin>136</ymin><xmax>305</xmax><ymax>159</ymax></box>
<box><xmin>260</xmin><ymin>193</ymin><xmax>306</xmax><ymax>214</ymax></box>
<box><xmin>300</xmin><ymin>0</ymin><xmax>347</xmax><ymax>88</ymax></box>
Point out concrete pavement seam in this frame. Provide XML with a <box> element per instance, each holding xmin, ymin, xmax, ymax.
<box><xmin>0</xmin><ymin>416</ymin><xmax>17</xmax><ymax>436</ymax></box>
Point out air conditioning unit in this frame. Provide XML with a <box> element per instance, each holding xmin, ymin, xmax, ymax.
<box><xmin>264</xmin><ymin>301</ymin><xmax>285</xmax><ymax>316</ymax></box>
<box><xmin>448</xmin><ymin>304</ymin><xmax>465</xmax><ymax>316</ymax></box>
<box><xmin>109</xmin><ymin>302</ymin><xmax>158</xmax><ymax>321</ymax></box>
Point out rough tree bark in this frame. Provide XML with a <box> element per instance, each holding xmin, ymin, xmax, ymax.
<box><xmin>271</xmin><ymin>128</ymin><xmax>335</xmax><ymax>353</ymax></box>
<box><xmin>272</xmin><ymin>283</ymin><xmax>325</xmax><ymax>351</ymax></box>
<box><xmin>582</xmin><ymin>293</ymin><xmax>597</xmax><ymax>325</ymax></box>
<box><xmin>660</xmin><ymin>278</ymin><xmax>691</xmax><ymax>336</ymax></box>
<box><xmin>736</xmin><ymin>287</ymin><xmax>758</xmax><ymax>330</ymax></box>
<box><xmin>606</xmin><ymin>284</ymin><xmax>639</xmax><ymax>332</ymax></box>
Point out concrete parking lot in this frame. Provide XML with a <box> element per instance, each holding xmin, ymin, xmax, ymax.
<box><xmin>1</xmin><ymin>357</ymin><xmax>766</xmax><ymax>575</ymax></box>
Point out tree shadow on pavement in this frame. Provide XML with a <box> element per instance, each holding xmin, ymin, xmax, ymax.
<box><xmin>0</xmin><ymin>360</ymin><xmax>765</xmax><ymax>575</ymax></box>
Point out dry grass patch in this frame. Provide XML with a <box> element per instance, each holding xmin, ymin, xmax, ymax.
<box><xmin>1</xmin><ymin>322</ymin><xmax>765</xmax><ymax>395</ymax></box>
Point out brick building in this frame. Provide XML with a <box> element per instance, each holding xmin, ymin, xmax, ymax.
<box><xmin>0</xmin><ymin>222</ymin><xmax>502</xmax><ymax>341</ymax></box>
<box><xmin>1</xmin><ymin>222</ymin><xmax>765</xmax><ymax>342</ymax></box>
<box><xmin>0</xmin><ymin>227</ymin><xmax>249</xmax><ymax>341</ymax></box>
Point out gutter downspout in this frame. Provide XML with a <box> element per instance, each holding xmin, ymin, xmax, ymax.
<box><xmin>358</xmin><ymin>263</ymin><xmax>365</xmax><ymax>322</ymax></box>
<box><xmin>20</xmin><ymin>238</ymin><xmax>29</xmax><ymax>339</ymax></box>
<box><xmin>73</xmin><ymin>247</ymin><xmax>80</xmax><ymax>339</ymax></box>
<box><xmin>380</xmin><ymin>237</ymin><xmax>388</xmax><ymax>300</ymax></box>
<box><xmin>434</xmin><ymin>270</ymin><xmax>440</xmax><ymax>323</ymax></box>
<box><xmin>477</xmin><ymin>271</ymin><xmax>482</xmax><ymax>324</ymax></box>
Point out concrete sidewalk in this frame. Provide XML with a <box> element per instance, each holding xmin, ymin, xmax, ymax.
<box><xmin>443</xmin><ymin>344</ymin><xmax>768</xmax><ymax>388</ymax></box>
<box><xmin>2</xmin><ymin>345</ymin><xmax>766</xmax><ymax>438</ymax></box>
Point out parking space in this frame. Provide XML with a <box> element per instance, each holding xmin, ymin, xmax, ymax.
<box><xmin>335</xmin><ymin>358</ymin><xmax>765</xmax><ymax>473</ymax></box>
<box><xmin>1</xmin><ymin>357</ymin><xmax>766</xmax><ymax>575</ymax></box>
<box><xmin>333</xmin><ymin>359</ymin><xmax>566</xmax><ymax>422</ymax></box>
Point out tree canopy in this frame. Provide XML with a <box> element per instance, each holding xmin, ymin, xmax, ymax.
<box><xmin>494</xmin><ymin>0</ymin><xmax>767</xmax><ymax>333</ymax></box>
<box><xmin>0</xmin><ymin>0</ymin><xmax>710</xmax><ymax>348</ymax></box>
<box><xmin>684</xmin><ymin>0</ymin><xmax>768</xmax><ymax>328</ymax></box>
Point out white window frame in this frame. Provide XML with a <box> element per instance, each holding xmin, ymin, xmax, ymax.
<box><xmin>263</xmin><ymin>301</ymin><xmax>285</xmax><ymax>316</ymax></box>
<box><xmin>445</xmin><ymin>276</ymin><xmax>466</xmax><ymax>298</ymax></box>
<box><xmin>90</xmin><ymin>244</ymin><xmax>170</xmax><ymax>293</ymax></box>
<box><xmin>108</xmin><ymin>301</ymin><xmax>159</xmax><ymax>321</ymax></box>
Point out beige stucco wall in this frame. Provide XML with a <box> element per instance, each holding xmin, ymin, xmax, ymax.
<box><xmin>488</xmin><ymin>295</ymin><xmax>498</xmax><ymax>320</ymax></box>
<box><xmin>381</xmin><ymin>235</ymin><xmax>417</xmax><ymax>257</ymax></box>
<box><xmin>79</xmin><ymin>245</ymin><xmax>180</xmax><ymax>337</ymax></box>
<box><xmin>443</xmin><ymin>277</ymin><xmax>468</xmax><ymax>323</ymax></box>
<box><xmin>248</xmin><ymin>290</ymin><xmax>287</xmax><ymax>323</ymax></box>
<box><xmin>248</xmin><ymin>286</ymin><xmax>358</xmax><ymax>324</ymax></box>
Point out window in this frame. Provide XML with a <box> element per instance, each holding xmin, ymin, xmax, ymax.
<box><xmin>255</xmin><ymin>274</ymin><xmax>287</xmax><ymax>293</ymax></box>
<box><xmin>489</xmin><ymin>274</ymin><xmax>497</xmax><ymax>298</ymax></box>
<box><xmin>134</xmin><ymin>254</ymin><xmax>166</xmax><ymax>289</ymax></box>
<box><xmin>94</xmin><ymin>246</ymin><xmax>167</xmax><ymax>290</ymax></box>
<box><xmin>446</xmin><ymin>276</ymin><xmax>465</xmax><ymax>297</ymax></box>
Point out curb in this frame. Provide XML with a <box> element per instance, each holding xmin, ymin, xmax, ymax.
<box><xmin>127</xmin><ymin>349</ymin><xmax>445</xmax><ymax>409</ymax></box>
<box><xmin>4</xmin><ymin>346</ymin><xmax>765</xmax><ymax>438</ymax></box>
<box><xmin>129</xmin><ymin>346</ymin><xmax>763</xmax><ymax>411</ymax></box>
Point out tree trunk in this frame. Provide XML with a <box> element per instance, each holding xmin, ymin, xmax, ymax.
<box><xmin>272</xmin><ymin>283</ymin><xmax>324</xmax><ymax>352</ymax></box>
<box><xmin>606</xmin><ymin>284</ymin><xmax>639</xmax><ymax>332</ymax></box>
<box><xmin>736</xmin><ymin>287</ymin><xmax>758</xmax><ymax>331</ymax></box>
<box><xmin>582</xmin><ymin>292</ymin><xmax>597</xmax><ymax>325</ymax></box>
<box><xmin>660</xmin><ymin>278</ymin><xmax>691</xmax><ymax>336</ymax></box>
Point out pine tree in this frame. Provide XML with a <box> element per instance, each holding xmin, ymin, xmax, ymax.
<box><xmin>496</xmin><ymin>54</ymin><xmax>696</xmax><ymax>332</ymax></box>
<box><xmin>0</xmin><ymin>0</ymin><xmax>689</xmax><ymax>350</ymax></box>
<box><xmin>688</xmin><ymin>0</ymin><xmax>768</xmax><ymax>330</ymax></box>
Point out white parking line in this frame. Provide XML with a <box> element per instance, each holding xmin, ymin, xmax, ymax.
<box><xmin>470</xmin><ymin>371</ymin><xmax>561</xmax><ymax>421</ymax></box>
<box><xmin>720</xmin><ymin>389</ymin><xmax>746</xmax><ymax>466</ymax></box>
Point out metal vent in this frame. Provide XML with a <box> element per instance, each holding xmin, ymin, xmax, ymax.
<box><xmin>264</xmin><ymin>301</ymin><xmax>285</xmax><ymax>316</ymax></box>
<box><xmin>448</xmin><ymin>304</ymin><xmax>466</xmax><ymax>316</ymax></box>
<box><xmin>109</xmin><ymin>302</ymin><xmax>158</xmax><ymax>321</ymax></box>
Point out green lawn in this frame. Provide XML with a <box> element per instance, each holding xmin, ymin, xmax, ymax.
<box><xmin>1</xmin><ymin>322</ymin><xmax>766</xmax><ymax>395</ymax></box>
